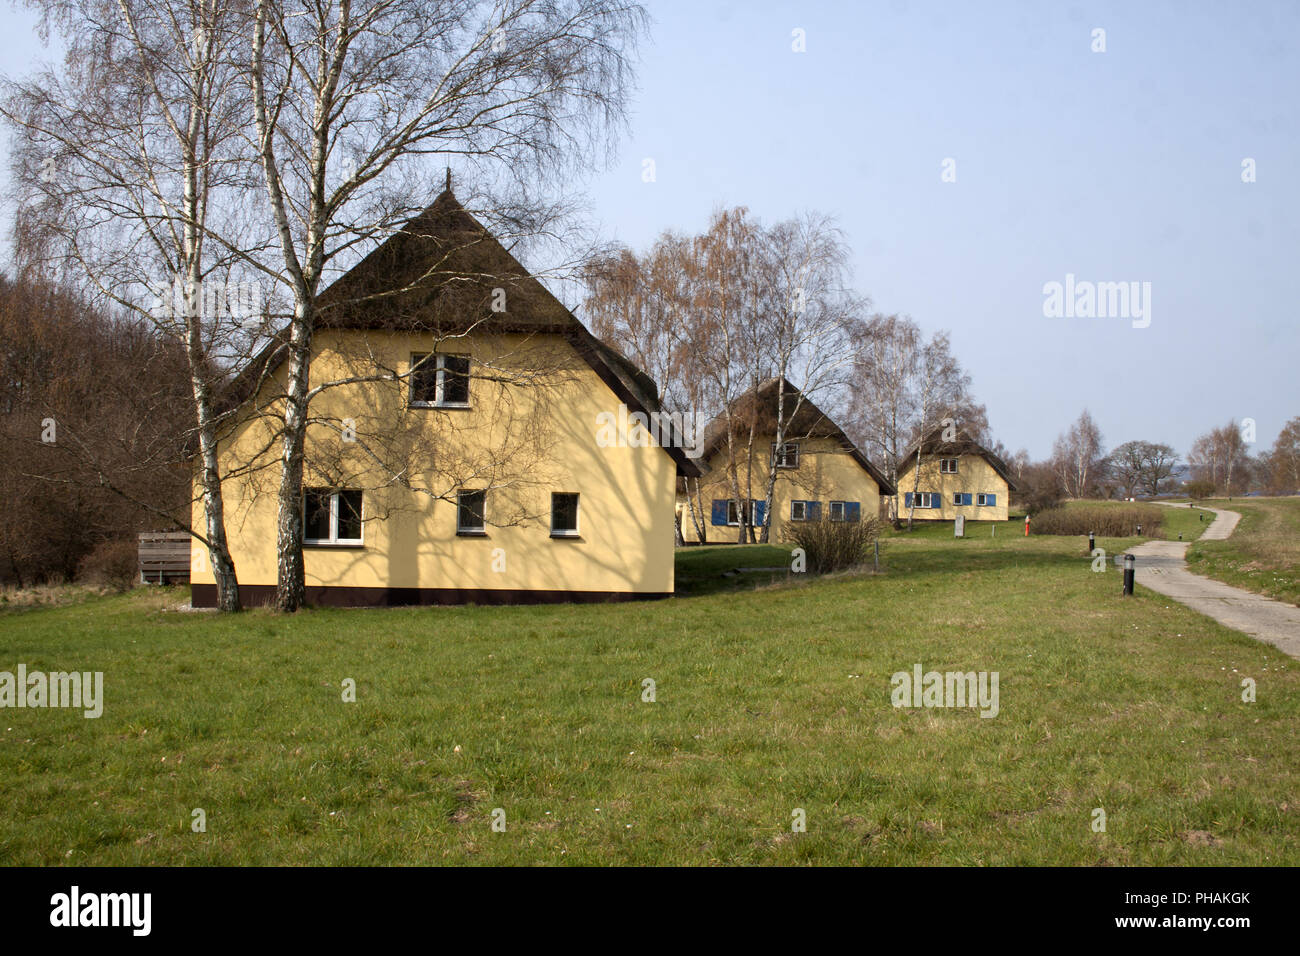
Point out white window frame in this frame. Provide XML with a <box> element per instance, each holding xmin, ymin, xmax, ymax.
<box><xmin>940</xmin><ymin>457</ymin><xmax>959</xmax><ymax>474</ymax></box>
<box><xmin>303</xmin><ymin>489</ymin><xmax>364</xmax><ymax>546</ymax></box>
<box><xmin>726</xmin><ymin>499</ymin><xmax>743</xmax><ymax>526</ymax></box>
<box><xmin>829</xmin><ymin>500</ymin><xmax>846</xmax><ymax>522</ymax></box>
<box><xmin>457</xmin><ymin>489</ymin><xmax>487</xmax><ymax>534</ymax></box>
<box><xmin>976</xmin><ymin>492</ymin><xmax>990</xmax><ymax>506</ymax></box>
<box><xmin>772</xmin><ymin>442</ymin><xmax>800</xmax><ymax>469</ymax></box>
<box><xmin>550</xmin><ymin>492</ymin><xmax>581</xmax><ymax>537</ymax></box>
<box><xmin>411</xmin><ymin>353</ymin><xmax>471</xmax><ymax>408</ymax></box>
<box><xmin>953</xmin><ymin>492</ymin><xmax>964</xmax><ymax>505</ymax></box>
<box><xmin>790</xmin><ymin>500</ymin><xmax>808</xmax><ymax>522</ymax></box>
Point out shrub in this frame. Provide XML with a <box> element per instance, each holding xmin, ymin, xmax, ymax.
<box><xmin>1014</xmin><ymin>462</ymin><xmax>1064</xmax><ymax>516</ymax></box>
<box><xmin>1029</xmin><ymin>504</ymin><xmax>1164</xmax><ymax>537</ymax></box>
<box><xmin>77</xmin><ymin>538</ymin><xmax>139</xmax><ymax>591</ymax></box>
<box><xmin>1184</xmin><ymin>479</ymin><xmax>1217</xmax><ymax>500</ymax></box>
<box><xmin>780</xmin><ymin>517</ymin><xmax>880</xmax><ymax>574</ymax></box>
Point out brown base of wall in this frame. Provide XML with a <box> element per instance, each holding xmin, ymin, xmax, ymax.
<box><xmin>190</xmin><ymin>583</ymin><xmax>671</xmax><ymax>609</ymax></box>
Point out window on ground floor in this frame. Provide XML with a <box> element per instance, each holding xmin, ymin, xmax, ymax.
<box><xmin>829</xmin><ymin>500</ymin><xmax>861</xmax><ymax>521</ymax></box>
<box><xmin>304</xmin><ymin>488</ymin><xmax>363</xmax><ymax>545</ymax></box>
<box><xmin>457</xmin><ymin>489</ymin><xmax>486</xmax><ymax>534</ymax></box>
<box><xmin>551</xmin><ymin>492</ymin><xmax>580</xmax><ymax>537</ymax></box>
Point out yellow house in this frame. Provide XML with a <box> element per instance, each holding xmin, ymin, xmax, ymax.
<box><xmin>191</xmin><ymin>188</ymin><xmax>700</xmax><ymax>607</ymax></box>
<box><xmin>677</xmin><ymin>379</ymin><xmax>894</xmax><ymax>543</ymax></box>
<box><xmin>894</xmin><ymin>426</ymin><xmax>1016</xmax><ymax>522</ymax></box>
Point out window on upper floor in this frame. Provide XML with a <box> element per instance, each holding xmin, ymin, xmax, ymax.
<box><xmin>410</xmin><ymin>353</ymin><xmax>470</xmax><ymax>408</ymax></box>
<box><xmin>772</xmin><ymin>442</ymin><xmax>800</xmax><ymax>469</ymax></box>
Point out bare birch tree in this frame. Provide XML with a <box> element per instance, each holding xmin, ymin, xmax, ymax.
<box><xmin>1188</xmin><ymin>420</ymin><xmax>1250</xmax><ymax>496</ymax></box>
<box><xmin>2</xmin><ymin>0</ymin><xmax>269</xmax><ymax>610</ymax></box>
<box><xmin>244</xmin><ymin>0</ymin><xmax>646</xmax><ymax>610</ymax></box>
<box><xmin>1051</xmin><ymin>409</ymin><xmax>1105</xmax><ymax>499</ymax></box>
<box><xmin>845</xmin><ymin>314</ymin><xmax>975</xmax><ymax>527</ymax></box>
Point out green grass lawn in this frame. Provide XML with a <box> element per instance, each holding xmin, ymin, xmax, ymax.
<box><xmin>1185</xmin><ymin>497</ymin><xmax>1300</xmax><ymax>607</ymax></box>
<box><xmin>0</xmin><ymin>529</ymin><xmax>1296</xmax><ymax>866</ymax></box>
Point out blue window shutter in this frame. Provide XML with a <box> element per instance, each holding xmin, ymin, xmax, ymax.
<box><xmin>932</xmin><ymin>494</ymin><xmax>941</xmax><ymax>509</ymax></box>
<box><xmin>987</xmin><ymin>493</ymin><xmax>996</xmax><ymax>507</ymax></box>
<box><xmin>904</xmin><ymin>492</ymin><xmax>913</xmax><ymax>508</ymax></box>
<box><xmin>808</xmin><ymin>501</ymin><xmax>822</xmax><ymax>521</ymax></box>
<box><xmin>963</xmin><ymin>493</ymin><xmax>971</xmax><ymax>506</ymax></box>
<box><xmin>846</xmin><ymin>501</ymin><xmax>861</xmax><ymax>522</ymax></box>
<box><xmin>711</xmin><ymin>499</ymin><xmax>727</xmax><ymax>526</ymax></box>
<box><xmin>753</xmin><ymin>500</ymin><xmax>767</xmax><ymax>526</ymax></box>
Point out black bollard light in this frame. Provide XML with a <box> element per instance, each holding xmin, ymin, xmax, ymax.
<box><xmin>1136</xmin><ymin>525</ymin><xmax>1142</xmax><ymax>536</ymax></box>
<box><xmin>1088</xmin><ymin>531</ymin><xmax>1095</xmax><ymax>553</ymax></box>
<box><xmin>1122</xmin><ymin>554</ymin><xmax>1135</xmax><ymax>596</ymax></box>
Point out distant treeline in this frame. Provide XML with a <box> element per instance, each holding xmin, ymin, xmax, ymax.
<box><xmin>0</xmin><ymin>274</ymin><xmax>193</xmax><ymax>586</ymax></box>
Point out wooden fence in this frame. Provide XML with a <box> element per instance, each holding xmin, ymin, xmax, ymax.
<box><xmin>137</xmin><ymin>531</ymin><xmax>191</xmax><ymax>585</ymax></box>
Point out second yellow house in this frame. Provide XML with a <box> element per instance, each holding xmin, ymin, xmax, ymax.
<box><xmin>677</xmin><ymin>379</ymin><xmax>894</xmax><ymax>544</ymax></box>
<box><xmin>894</xmin><ymin>425</ymin><xmax>1017</xmax><ymax>522</ymax></box>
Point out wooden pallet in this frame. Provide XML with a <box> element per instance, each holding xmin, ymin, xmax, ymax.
<box><xmin>138</xmin><ymin>531</ymin><xmax>191</xmax><ymax>585</ymax></box>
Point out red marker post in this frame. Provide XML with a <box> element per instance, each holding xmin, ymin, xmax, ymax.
<box><xmin>1024</xmin><ymin>514</ymin><xmax>1030</xmax><ymax>537</ymax></box>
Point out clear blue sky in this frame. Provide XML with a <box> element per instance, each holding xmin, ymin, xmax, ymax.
<box><xmin>2</xmin><ymin>0</ymin><xmax>1297</xmax><ymax>459</ymax></box>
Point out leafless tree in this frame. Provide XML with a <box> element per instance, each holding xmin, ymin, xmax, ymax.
<box><xmin>1266</xmin><ymin>416</ymin><xmax>1300</xmax><ymax>494</ymax></box>
<box><xmin>588</xmin><ymin>207</ymin><xmax>861</xmax><ymax>544</ymax></box>
<box><xmin>1110</xmin><ymin>440</ymin><xmax>1178</xmax><ymax>498</ymax></box>
<box><xmin>749</xmin><ymin>212</ymin><xmax>859</xmax><ymax>542</ymax></box>
<box><xmin>2</xmin><ymin>0</ymin><xmax>270</xmax><ymax>610</ymax></box>
<box><xmin>845</xmin><ymin>314</ymin><xmax>975</xmax><ymax>527</ymax></box>
<box><xmin>1188</xmin><ymin>420</ymin><xmax>1251</xmax><ymax>496</ymax></box>
<box><xmin>1051</xmin><ymin>409</ymin><xmax>1105</xmax><ymax>499</ymax></box>
<box><xmin>0</xmin><ymin>274</ymin><xmax>193</xmax><ymax>585</ymax></box>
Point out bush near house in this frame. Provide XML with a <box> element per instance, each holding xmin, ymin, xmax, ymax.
<box><xmin>780</xmin><ymin>516</ymin><xmax>880</xmax><ymax>573</ymax></box>
<box><xmin>1030</xmin><ymin>503</ymin><xmax>1165</xmax><ymax>538</ymax></box>
<box><xmin>76</xmin><ymin>538</ymin><xmax>141</xmax><ymax>591</ymax></box>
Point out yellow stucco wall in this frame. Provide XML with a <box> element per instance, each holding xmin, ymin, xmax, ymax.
<box><xmin>191</xmin><ymin>328</ymin><xmax>679</xmax><ymax>597</ymax></box>
<box><xmin>677</xmin><ymin>436</ymin><xmax>883</xmax><ymax>543</ymax></box>
<box><xmin>894</xmin><ymin>454</ymin><xmax>1010</xmax><ymax>521</ymax></box>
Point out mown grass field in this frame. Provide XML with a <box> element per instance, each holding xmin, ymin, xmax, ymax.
<box><xmin>0</xmin><ymin>525</ymin><xmax>1296</xmax><ymax>866</ymax></box>
<box><xmin>1184</xmin><ymin>498</ymin><xmax>1300</xmax><ymax>607</ymax></box>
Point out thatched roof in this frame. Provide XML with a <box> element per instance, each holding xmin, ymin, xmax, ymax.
<box><xmin>698</xmin><ymin>378</ymin><xmax>895</xmax><ymax>494</ymax></box>
<box><xmin>221</xmin><ymin>188</ymin><xmax>700</xmax><ymax>478</ymax></box>
<box><xmin>898</xmin><ymin>424</ymin><xmax>1017</xmax><ymax>491</ymax></box>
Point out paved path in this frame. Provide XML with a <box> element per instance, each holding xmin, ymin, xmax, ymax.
<box><xmin>1127</xmin><ymin>503</ymin><xmax>1300</xmax><ymax>659</ymax></box>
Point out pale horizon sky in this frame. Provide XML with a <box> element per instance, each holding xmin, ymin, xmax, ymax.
<box><xmin>1</xmin><ymin>0</ymin><xmax>1297</xmax><ymax>461</ymax></box>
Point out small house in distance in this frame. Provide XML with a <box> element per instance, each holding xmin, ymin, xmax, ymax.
<box><xmin>677</xmin><ymin>379</ymin><xmax>894</xmax><ymax>543</ymax></box>
<box><xmin>895</xmin><ymin>425</ymin><xmax>1016</xmax><ymax>522</ymax></box>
